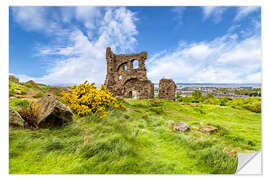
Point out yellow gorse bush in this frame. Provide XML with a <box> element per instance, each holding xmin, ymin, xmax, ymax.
<box><xmin>61</xmin><ymin>80</ymin><xmax>118</xmax><ymax>117</ymax></box>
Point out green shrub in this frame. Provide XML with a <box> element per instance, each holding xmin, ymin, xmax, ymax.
<box><xmin>242</xmin><ymin>101</ymin><xmax>261</xmax><ymax>113</ymax></box>
<box><xmin>228</xmin><ymin>97</ymin><xmax>261</xmax><ymax>113</ymax></box>
<box><xmin>203</xmin><ymin>98</ymin><xmax>221</xmax><ymax>105</ymax></box>
<box><xmin>192</xmin><ymin>90</ymin><xmax>203</xmax><ymax>102</ymax></box>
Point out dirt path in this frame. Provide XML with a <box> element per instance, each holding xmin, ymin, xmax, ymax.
<box><xmin>23</xmin><ymin>88</ymin><xmax>37</xmax><ymax>98</ymax></box>
<box><xmin>15</xmin><ymin>88</ymin><xmax>39</xmax><ymax>101</ymax></box>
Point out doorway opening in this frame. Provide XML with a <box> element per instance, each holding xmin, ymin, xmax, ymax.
<box><xmin>128</xmin><ymin>90</ymin><xmax>137</xmax><ymax>99</ymax></box>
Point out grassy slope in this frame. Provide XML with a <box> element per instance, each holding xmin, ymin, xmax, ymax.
<box><xmin>9</xmin><ymin>99</ymin><xmax>261</xmax><ymax>174</ymax></box>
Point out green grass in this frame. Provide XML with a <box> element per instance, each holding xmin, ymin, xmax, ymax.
<box><xmin>9</xmin><ymin>79</ymin><xmax>52</xmax><ymax>98</ymax></box>
<box><xmin>20</xmin><ymin>87</ymin><xmax>28</xmax><ymax>95</ymax></box>
<box><xmin>9</xmin><ymin>80</ymin><xmax>20</xmax><ymax>96</ymax></box>
<box><xmin>9</xmin><ymin>80</ymin><xmax>29</xmax><ymax>96</ymax></box>
<box><xmin>37</xmin><ymin>83</ymin><xmax>51</xmax><ymax>93</ymax></box>
<box><xmin>33</xmin><ymin>92</ymin><xmax>45</xmax><ymax>98</ymax></box>
<box><xmin>9</xmin><ymin>99</ymin><xmax>32</xmax><ymax>110</ymax></box>
<box><xmin>9</xmin><ymin>99</ymin><xmax>261</xmax><ymax>174</ymax></box>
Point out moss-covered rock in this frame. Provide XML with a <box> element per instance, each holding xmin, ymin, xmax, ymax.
<box><xmin>9</xmin><ymin>108</ymin><xmax>24</xmax><ymax>128</ymax></box>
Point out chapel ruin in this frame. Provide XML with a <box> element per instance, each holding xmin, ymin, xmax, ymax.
<box><xmin>158</xmin><ymin>78</ymin><xmax>177</xmax><ymax>100</ymax></box>
<box><xmin>104</xmin><ymin>47</ymin><xmax>154</xmax><ymax>99</ymax></box>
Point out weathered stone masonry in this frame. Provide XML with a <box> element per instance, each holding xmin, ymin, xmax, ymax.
<box><xmin>104</xmin><ymin>47</ymin><xmax>154</xmax><ymax>99</ymax></box>
<box><xmin>158</xmin><ymin>78</ymin><xmax>176</xmax><ymax>100</ymax></box>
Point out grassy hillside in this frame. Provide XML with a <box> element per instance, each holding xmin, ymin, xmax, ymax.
<box><xmin>9</xmin><ymin>77</ymin><xmax>70</xmax><ymax>101</ymax></box>
<box><xmin>9</xmin><ymin>97</ymin><xmax>261</xmax><ymax>174</ymax></box>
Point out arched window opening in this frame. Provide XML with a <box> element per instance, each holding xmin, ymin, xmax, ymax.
<box><xmin>133</xmin><ymin>60</ymin><xmax>139</xmax><ymax>69</ymax></box>
<box><xmin>124</xmin><ymin>65</ymin><xmax>128</xmax><ymax>70</ymax></box>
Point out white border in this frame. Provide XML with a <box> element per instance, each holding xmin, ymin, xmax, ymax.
<box><xmin>2</xmin><ymin>0</ymin><xmax>270</xmax><ymax>179</ymax></box>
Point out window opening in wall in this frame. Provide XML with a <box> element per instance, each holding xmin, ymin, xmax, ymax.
<box><xmin>133</xmin><ymin>60</ymin><xmax>139</xmax><ymax>69</ymax></box>
<box><xmin>124</xmin><ymin>65</ymin><xmax>128</xmax><ymax>70</ymax></box>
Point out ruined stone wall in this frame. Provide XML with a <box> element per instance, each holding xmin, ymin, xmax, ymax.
<box><xmin>104</xmin><ymin>47</ymin><xmax>154</xmax><ymax>99</ymax></box>
<box><xmin>158</xmin><ymin>78</ymin><xmax>177</xmax><ymax>100</ymax></box>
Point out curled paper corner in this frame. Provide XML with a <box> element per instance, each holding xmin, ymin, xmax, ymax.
<box><xmin>236</xmin><ymin>150</ymin><xmax>262</xmax><ymax>175</ymax></box>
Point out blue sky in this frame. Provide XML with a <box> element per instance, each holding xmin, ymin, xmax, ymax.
<box><xmin>9</xmin><ymin>6</ymin><xmax>261</xmax><ymax>85</ymax></box>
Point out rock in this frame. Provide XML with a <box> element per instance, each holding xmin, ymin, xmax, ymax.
<box><xmin>173</xmin><ymin>122</ymin><xmax>190</xmax><ymax>132</ymax></box>
<box><xmin>9</xmin><ymin>108</ymin><xmax>24</xmax><ymax>127</ymax></box>
<box><xmin>223</xmin><ymin>147</ymin><xmax>240</xmax><ymax>157</ymax></box>
<box><xmin>34</xmin><ymin>94</ymin><xmax>73</xmax><ymax>128</ymax></box>
<box><xmin>15</xmin><ymin>89</ymin><xmax>22</xmax><ymax>95</ymax></box>
<box><xmin>200</xmin><ymin>126</ymin><xmax>218</xmax><ymax>134</ymax></box>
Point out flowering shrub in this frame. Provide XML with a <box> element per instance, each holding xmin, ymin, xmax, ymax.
<box><xmin>61</xmin><ymin>81</ymin><xmax>124</xmax><ymax>117</ymax></box>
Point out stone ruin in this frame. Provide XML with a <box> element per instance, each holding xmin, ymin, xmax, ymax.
<box><xmin>104</xmin><ymin>47</ymin><xmax>154</xmax><ymax>99</ymax></box>
<box><xmin>158</xmin><ymin>78</ymin><xmax>177</xmax><ymax>100</ymax></box>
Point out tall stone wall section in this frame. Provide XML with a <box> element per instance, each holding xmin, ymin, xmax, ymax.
<box><xmin>104</xmin><ymin>47</ymin><xmax>154</xmax><ymax>99</ymax></box>
<box><xmin>158</xmin><ymin>78</ymin><xmax>176</xmax><ymax>100</ymax></box>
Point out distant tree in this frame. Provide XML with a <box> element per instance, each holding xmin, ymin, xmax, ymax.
<box><xmin>192</xmin><ymin>90</ymin><xmax>202</xmax><ymax>102</ymax></box>
<box><xmin>207</xmin><ymin>93</ymin><xmax>214</xmax><ymax>99</ymax></box>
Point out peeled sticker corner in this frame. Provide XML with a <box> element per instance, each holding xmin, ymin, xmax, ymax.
<box><xmin>236</xmin><ymin>150</ymin><xmax>262</xmax><ymax>175</ymax></box>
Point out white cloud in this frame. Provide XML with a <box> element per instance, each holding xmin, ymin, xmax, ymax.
<box><xmin>147</xmin><ymin>33</ymin><xmax>261</xmax><ymax>83</ymax></box>
<box><xmin>13</xmin><ymin>7</ymin><xmax>138</xmax><ymax>86</ymax></box>
<box><xmin>245</xmin><ymin>72</ymin><xmax>261</xmax><ymax>83</ymax></box>
<box><xmin>182</xmin><ymin>43</ymin><xmax>214</xmax><ymax>60</ymax></box>
<box><xmin>234</xmin><ymin>6</ymin><xmax>260</xmax><ymax>21</ymax></box>
<box><xmin>217</xmin><ymin>36</ymin><xmax>261</xmax><ymax>65</ymax></box>
<box><xmin>202</xmin><ymin>6</ymin><xmax>227</xmax><ymax>23</ymax></box>
<box><xmin>11</xmin><ymin>7</ymin><xmax>48</xmax><ymax>31</ymax></box>
<box><xmin>75</xmin><ymin>7</ymin><xmax>102</xmax><ymax>29</ymax></box>
<box><xmin>11</xmin><ymin>7</ymin><xmax>70</xmax><ymax>36</ymax></box>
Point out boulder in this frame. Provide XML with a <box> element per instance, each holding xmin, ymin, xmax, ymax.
<box><xmin>15</xmin><ymin>89</ymin><xmax>22</xmax><ymax>95</ymax></box>
<box><xmin>34</xmin><ymin>94</ymin><xmax>73</xmax><ymax>128</ymax></box>
<box><xmin>173</xmin><ymin>122</ymin><xmax>190</xmax><ymax>132</ymax></box>
<box><xmin>9</xmin><ymin>108</ymin><xmax>24</xmax><ymax>127</ymax></box>
<box><xmin>200</xmin><ymin>126</ymin><xmax>218</xmax><ymax>134</ymax></box>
